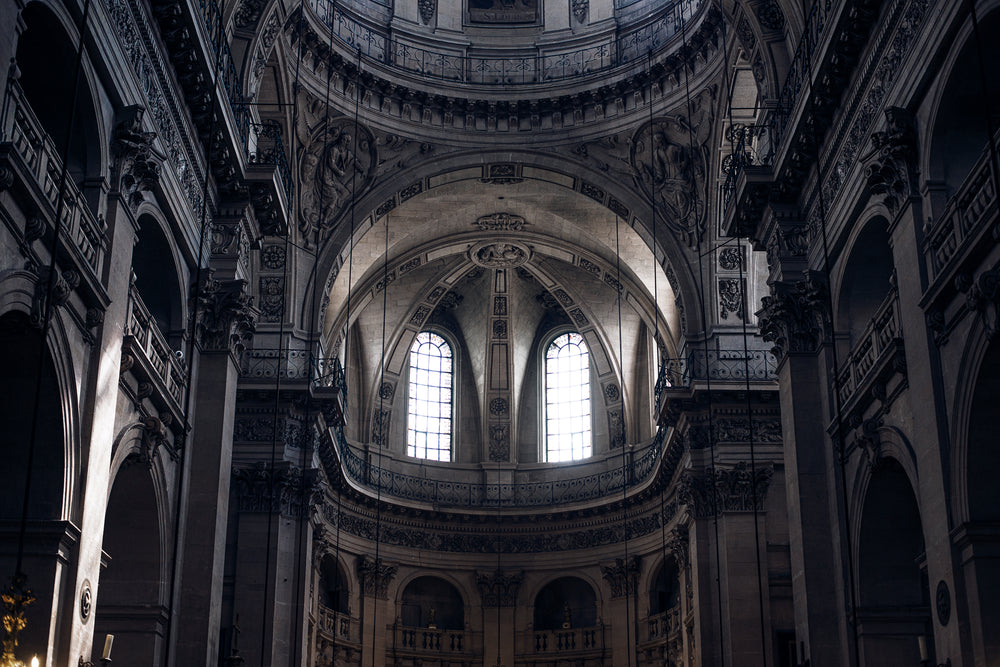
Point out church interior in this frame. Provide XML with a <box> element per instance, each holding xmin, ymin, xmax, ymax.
<box><xmin>1</xmin><ymin>0</ymin><xmax>998</xmax><ymax>664</ymax></box>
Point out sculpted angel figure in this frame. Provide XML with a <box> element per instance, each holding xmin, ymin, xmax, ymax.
<box><xmin>301</xmin><ymin>128</ymin><xmax>364</xmax><ymax>237</ymax></box>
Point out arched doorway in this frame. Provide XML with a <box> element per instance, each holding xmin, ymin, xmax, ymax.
<box><xmin>94</xmin><ymin>462</ymin><xmax>165</xmax><ymax>666</ymax></box>
<box><xmin>399</xmin><ymin>576</ymin><xmax>464</xmax><ymax>630</ymax></box>
<box><xmin>856</xmin><ymin>459</ymin><xmax>928</xmax><ymax>666</ymax></box>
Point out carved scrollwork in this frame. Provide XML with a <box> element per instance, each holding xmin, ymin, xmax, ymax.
<box><xmin>232</xmin><ymin>462</ymin><xmax>321</xmax><ymax>517</ymax></box>
<box><xmin>476</xmin><ymin>569</ymin><xmax>523</xmax><ymax>607</ymax></box>
<box><xmin>357</xmin><ymin>556</ymin><xmax>397</xmax><ymax>598</ymax></box>
<box><xmin>678</xmin><ymin>462</ymin><xmax>774</xmax><ymax>518</ymax></box>
<box><xmin>601</xmin><ymin>556</ymin><xmax>640</xmax><ymax>598</ymax></box>
<box><xmin>111</xmin><ymin>105</ymin><xmax>160</xmax><ymax>210</ymax></box>
<box><xmin>470</xmin><ymin>240</ymin><xmax>531</xmax><ymax>268</ymax></box>
<box><xmin>756</xmin><ymin>271</ymin><xmax>829</xmax><ymax>360</ymax></box>
<box><xmin>865</xmin><ymin>107</ymin><xmax>918</xmax><ymax>217</ymax></box>
<box><xmin>193</xmin><ymin>271</ymin><xmax>258</xmax><ymax>357</ymax></box>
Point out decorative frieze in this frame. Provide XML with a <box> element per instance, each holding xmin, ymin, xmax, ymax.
<box><xmin>476</xmin><ymin>569</ymin><xmax>523</xmax><ymax>607</ymax></box>
<box><xmin>232</xmin><ymin>463</ymin><xmax>321</xmax><ymax>517</ymax></box>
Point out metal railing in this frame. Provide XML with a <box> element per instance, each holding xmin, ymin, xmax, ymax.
<box><xmin>1</xmin><ymin>80</ymin><xmax>107</xmax><ymax>276</ymax></box>
<box><xmin>248</xmin><ymin>120</ymin><xmax>293</xmax><ymax>201</ymax></box>
<box><xmin>925</xmin><ymin>129</ymin><xmax>1000</xmax><ymax>280</ymax></box>
<box><xmin>329</xmin><ymin>424</ymin><xmax>665</xmax><ymax>508</ymax></box>
<box><xmin>656</xmin><ymin>349</ymin><xmax>777</xmax><ymax>397</ymax></box>
<box><xmin>721</xmin><ymin>121</ymin><xmax>777</xmax><ymax>210</ymax></box>
<box><xmin>836</xmin><ymin>286</ymin><xmax>901</xmax><ymax>407</ymax></box>
<box><xmin>309</xmin><ymin>0</ymin><xmax>701</xmax><ymax>85</ymax></box>
<box><xmin>125</xmin><ymin>283</ymin><xmax>187</xmax><ymax>407</ymax></box>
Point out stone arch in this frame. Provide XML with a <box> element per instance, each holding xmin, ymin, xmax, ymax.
<box><xmin>317</xmin><ymin>551</ymin><xmax>351</xmax><ymax>613</ymax></box>
<box><xmin>133</xmin><ymin>210</ymin><xmax>187</xmax><ymax>338</ymax></box>
<box><xmin>532</xmin><ymin>575</ymin><xmax>599</xmax><ymax>630</ymax></box>
<box><xmin>94</xmin><ymin>459</ymin><xmax>169</xmax><ymax>665</ymax></box>
<box><xmin>16</xmin><ymin>0</ymin><xmax>108</xmax><ymax>204</ymax></box>
<box><xmin>306</xmin><ymin>150</ymin><xmax>701</xmax><ymax>339</ymax></box>
<box><xmin>923</xmin><ymin>3</ymin><xmax>1000</xmax><ymax>217</ymax></box>
<box><xmin>648</xmin><ymin>554</ymin><xmax>682</xmax><ymax>615</ymax></box>
<box><xmin>397</xmin><ymin>575</ymin><xmax>467</xmax><ymax>630</ymax></box>
<box><xmin>833</xmin><ymin>215</ymin><xmax>895</xmax><ymax>352</ymax></box>
<box><xmin>854</xmin><ymin>456</ymin><xmax>928</xmax><ymax>666</ymax></box>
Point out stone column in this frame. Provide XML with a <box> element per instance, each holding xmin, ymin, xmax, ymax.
<box><xmin>757</xmin><ymin>272</ymin><xmax>849</xmax><ymax>667</ymax></box>
<box><xmin>357</xmin><ymin>555</ymin><xmax>397</xmax><ymax>667</ymax></box>
<box><xmin>600</xmin><ymin>556</ymin><xmax>640</xmax><ymax>666</ymax></box>
<box><xmin>171</xmin><ymin>257</ymin><xmax>257</xmax><ymax>666</ymax></box>
<box><xmin>476</xmin><ymin>568</ymin><xmax>521</xmax><ymax>667</ymax></box>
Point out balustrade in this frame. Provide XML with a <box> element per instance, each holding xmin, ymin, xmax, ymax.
<box><xmin>645</xmin><ymin>606</ymin><xmax>680</xmax><ymax>642</ymax></box>
<box><xmin>317</xmin><ymin>605</ymin><xmax>357</xmax><ymax>644</ymax></box>
<box><xmin>395</xmin><ymin>626</ymin><xmax>467</xmax><ymax>654</ymax></box>
<box><xmin>309</xmin><ymin>0</ymin><xmax>700</xmax><ymax>85</ymax></box>
<box><xmin>522</xmin><ymin>626</ymin><xmax>602</xmax><ymax>654</ymax></box>
<box><xmin>124</xmin><ymin>283</ymin><xmax>187</xmax><ymax>409</ymax></box>
<box><xmin>1</xmin><ymin>80</ymin><xmax>106</xmax><ymax>277</ymax></box>
<box><xmin>925</xmin><ymin>130</ymin><xmax>1000</xmax><ymax>281</ymax></box>
<box><xmin>836</xmin><ymin>286</ymin><xmax>901</xmax><ymax>408</ymax></box>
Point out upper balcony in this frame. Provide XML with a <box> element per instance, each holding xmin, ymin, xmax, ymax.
<box><xmin>0</xmin><ymin>79</ymin><xmax>108</xmax><ymax>291</ymax></box>
<box><xmin>150</xmin><ymin>0</ymin><xmax>291</xmax><ymax>233</ymax></box>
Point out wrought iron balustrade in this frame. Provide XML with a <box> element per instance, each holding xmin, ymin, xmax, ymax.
<box><xmin>310</xmin><ymin>0</ymin><xmax>700</xmax><ymax>85</ymax></box>
<box><xmin>329</xmin><ymin>424</ymin><xmax>665</xmax><ymax>508</ymax></box>
<box><xmin>772</xmin><ymin>0</ymin><xmax>834</xmax><ymax>147</ymax></box>
<box><xmin>247</xmin><ymin>120</ymin><xmax>293</xmax><ymax>202</ymax></box>
<box><xmin>722</xmin><ymin>121</ymin><xmax>777</xmax><ymax>211</ymax></box>
<box><xmin>125</xmin><ymin>284</ymin><xmax>187</xmax><ymax>407</ymax></box>
<box><xmin>925</xmin><ymin>129</ymin><xmax>1000</xmax><ymax>280</ymax></box>
<box><xmin>197</xmin><ymin>0</ymin><xmax>251</xmax><ymax>145</ymax></box>
<box><xmin>240</xmin><ymin>347</ymin><xmax>313</xmax><ymax>380</ymax></box>
<box><xmin>656</xmin><ymin>349</ymin><xmax>777</xmax><ymax>396</ymax></box>
<box><xmin>1</xmin><ymin>80</ymin><xmax>107</xmax><ymax>276</ymax></box>
<box><xmin>836</xmin><ymin>286</ymin><xmax>901</xmax><ymax>407</ymax></box>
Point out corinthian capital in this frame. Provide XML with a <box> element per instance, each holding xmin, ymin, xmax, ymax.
<box><xmin>193</xmin><ymin>270</ymin><xmax>258</xmax><ymax>357</ymax></box>
<box><xmin>756</xmin><ymin>271</ymin><xmax>829</xmax><ymax>361</ymax></box>
<box><xmin>111</xmin><ymin>105</ymin><xmax>160</xmax><ymax>210</ymax></box>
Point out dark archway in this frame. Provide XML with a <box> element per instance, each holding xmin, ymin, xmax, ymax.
<box><xmin>399</xmin><ymin>576</ymin><xmax>465</xmax><ymax>630</ymax></box>
<box><xmin>533</xmin><ymin>577</ymin><xmax>597</xmax><ymax>630</ymax></box>
<box><xmin>94</xmin><ymin>462</ymin><xmax>165</xmax><ymax>666</ymax></box>
<box><xmin>0</xmin><ymin>311</ymin><xmax>67</xmax><ymax>657</ymax></box>
<box><xmin>16</xmin><ymin>3</ymin><xmax>102</xmax><ymax>206</ymax></box>
<box><xmin>318</xmin><ymin>554</ymin><xmax>349</xmax><ymax>613</ymax></box>
<box><xmin>133</xmin><ymin>214</ymin><xmax>184</xmax><ymax>338</ymax></box>
<box><xmin>856</xmin><ymin>459</ymin><xmax>928</xmax><ymax>666</ymax></box>
<box><xmin>649</xmin><ymin>558</ymin><xmax>680</xmax><ymax>615</ymax></box>
<box><xmin>837</xmin><ymin>218</ymin><xmax>895</xmax><ymax>352</ymax></box>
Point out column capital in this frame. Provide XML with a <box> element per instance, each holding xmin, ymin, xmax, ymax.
<box><xmin>193</xmin><ymin>270</ymin><xmax>258</xmax><ymax>359</ymax></box>
<box><xmin>756</xmin><ymin>271</ymin><xmax>829</xmax><ymax>362</ymax></box>
<box><xmin>476</xmin><ymin>569</ymin><xmax>523</xmax><ymax>607</ymax></box>
<box><xmin>600</xmin><ymin>555</ymin><xmax>640</xmax><ymax>599</ymax></box>
<box><xmin>357</xmin><ymin>556</ymin><xmax>397</xmax><ymax>599</ymax></box>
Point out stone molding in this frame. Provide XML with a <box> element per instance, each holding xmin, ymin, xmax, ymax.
<box><xmin>864</xmin><ymin>107</ymin><xmax>918</xmax><ymax>218</ymax></box>
<box><xmin>756</xmin><ymin>271</ymin><xmax>828</xmax><ymax>361</ymax></box>
<box><xmin>232</xmin><ymin>463</ymin><xmax>322</xmax><ymax>517</ymax></box>
<box><xmin>193</xmin><ymin>270</ymin><xmax>258</xmax><ymax>357</ymax></box>
<box><xmin>110</xmin><ymin>105</ymin><xmax>161</xmax><ymax>211</ymax></box>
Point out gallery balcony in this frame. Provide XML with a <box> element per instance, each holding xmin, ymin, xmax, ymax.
<box><xmin>392</xmin><ymin>624</ymin><xmax>477</xmax><ymax>658</ymax></box>
<box><xmin>516</xmin><ymin>624</ymin><xmax>604</xmax><ymax>662</ymax></box>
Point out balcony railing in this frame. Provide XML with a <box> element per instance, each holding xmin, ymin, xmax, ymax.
<box><xmin>1</xmin><ymin>80</ymin><xmax>107</xmax><ymax>276</ymax></box>
<box><xmin>656</xmin><ymin>349</ymin><xmax>777</xmax><ymax>394</ymax></box>
<box><xmin>248</xmin><ymin>120</ymin><xmax>293</xmax><ymax>201</ymax></box>
<box><xmin>722</xmin><ymin>121</ymin><xmax>777</xmax><ymax>211</ymax></box>
<box><xmin>925</xmin><ymin>130</ymin><xmax>1000</xmax><ymax>281</ymax></box>
<box><xmin>317</xmin><ymin>605</ymin><xmax>358</xmax><ymax>644</ymax></box>
<box><xmin>644</xmin><ymin>607</ymin><xmax>680</xmax><ymax>642</ymax></box>
<box><xmin>198</xmin><ymin>0</ymin><xmax>249</xmax><ymax>145</ymax></box>
<box><xmin>309</xmin><ymin>0</ymin><xmax>701</xmax><ymax>85</ymax></box>
<box><xmin>520</xmin><ymin>626</ymin><xmax>603</xmax><ymax>654</ymax></box>
<box><xmin>125</xmin><ymin>283</ymin><xmax>187</xmax><ymax>408</ymax></box>
<box><xmin>329</xmin><ymin>423</ymin><xmax>665</xmax><ymax>509</ymax></box>
<box><xmin>394</xmin><ymin>626</ymin><xmax>469</xmax><ymax>654</ymax></box>
<box><xmin>836</xmin><ymin>287</ymin><xmax>901</xmax><ymax>407</ymax></box>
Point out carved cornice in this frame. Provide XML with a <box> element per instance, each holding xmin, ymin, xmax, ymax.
<box><xmin>476</xmin><ymin>569</ymin><xmax>523</xmax><ymax>607</ymax></box>
<box><xmin>756</xmin><ymin>271</ymin><xmax>829</xmax><ymax>361</ymax></box>
<box><xmin>601</xmin><ymin>556</ymin><xmax>641</xmax><ymax>599</ymax></box>
<box><xmin>678</xmin><ymin>462</ymin><xmax>774</xmax><ymax>518</ymax></box>
<box><xmin>357</xmin><ymin>556</ymin><xmax>397</xmax><ymax>598</ymax></box>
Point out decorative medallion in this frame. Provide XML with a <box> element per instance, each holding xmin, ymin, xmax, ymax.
<box><xmin>80</xmin><ymin>580</ymin><xmax>92</xmax><ymax>622</ymax></box>
<box><xmin>261</xmin><ymin>244</ymin><xmax>285</xmax><ymax>270</ymax></box>
<box><xmin>470</xmin><ymin>240</ymin><xmax>531</xmax><ymax>268</ymax></box>
<box><xmin>936</xmin><ymin>580</ymin><xmax>951</xmax><ymax>626</ymax></box>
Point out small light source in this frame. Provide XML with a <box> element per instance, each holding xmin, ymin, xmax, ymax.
<box><xmin>30</xmin><ymin>656</ymin><xmax>39</xmax><ymax>667</ymax></box>
<box><xmin>918</xmin><ymin>635</ymin><xmax>928</xmax><ymax>662</ymax></box>
<box><xmin>102</xmin><ymin>634</ymin><xmax>114</xmax><ymax>661</ymax></box>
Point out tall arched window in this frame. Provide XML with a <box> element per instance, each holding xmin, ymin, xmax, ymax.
<box><xmin>545</xmin><ymin>332</ymin><xmax>592</xmax><ymax>462</ymax></box>
<box><xmin>407</xmin><ymin>332</ymin><xmax>453</xmax><ymax>461</ymax></box>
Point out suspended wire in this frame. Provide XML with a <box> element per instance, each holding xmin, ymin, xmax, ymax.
<box><xmin>794</xmin><ymin>0</ymin><xmax>861</xmax><ymax>664</ymax></box>
<box><xmin>13</xmin><ymin>0</ymin><xmax>94</xmax><ymax>586</ymax></box>
<box><xmin>162</xmin><ymin>0</ymin><xmax>230</xmax><ymax>658</ymax></box>
<box><xmin>717</xmin><ymin>12</ymin><xmax>769</xmax><ymax>667</ymax></box>
<box><xmin>613</xmin><ymin>214</ymin><xmax>633</xmax><ymax>667</ymax></box>
<box><xmin>677</xmin><ymin>9</ymin><xmax>727</xmax><ymax>664</ymax></box>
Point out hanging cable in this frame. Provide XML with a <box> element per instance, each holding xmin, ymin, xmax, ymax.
<box><xmin>716</xmin><ymin>12</ymin><xmax>769</xmax><ymax>667</ymax></box>
<box><xmin>677</xmin><ymin>10</ymin><xmax>727</xmax><ymax>665</ymax></box>
<box><xmin>162</xmin><ymin>0</ymin><xmax>230</xmax><ymax>660</ymax></box>
<box><xmin>12</xmin><ymin>0</ymin><xmax>94</xmax><ymax>591</ymax></box>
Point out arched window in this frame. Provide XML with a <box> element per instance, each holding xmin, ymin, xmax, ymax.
<box><xmin>545</xmin><ymin>332</ymin><xmax>592</xmax><ymax>462</ymax></box>
<box><xmin>407</xmin><ymin>332</ymin><xmax>453</xmax><ymax>461</ymax></box>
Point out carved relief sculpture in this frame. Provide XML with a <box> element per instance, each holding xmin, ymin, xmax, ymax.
<box><xmin>300</xmin><ymin>121</ymin><xmax>374</xmax><ymax>241</ymax></box>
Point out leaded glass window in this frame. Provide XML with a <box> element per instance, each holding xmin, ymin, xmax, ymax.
<box><xmin>407</xmin><ymin>332</ymin><xmax>453</xmax><ymax>461</ymax></box>
<box><xmin>545</xmin><ymin>332</ymin><xmax>592</xmax><ymax>462</ymax></box>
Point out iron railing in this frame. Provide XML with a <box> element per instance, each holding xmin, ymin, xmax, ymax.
<box><xmin>721</xmin><ymin>121</ymin><xmax>776</xmax><ymax>210</ymax></box>
<box><xmin>248</xmin><ymin>120</ymin><xmax>293</xmax><ymax>201</ymax></box>
<box><xmin>309</xmin><ymin>0</ymin><xmax>701</xmax><ymax>85</ymax></box>
<box><xmin>655</xmin><ymin>349</ymin><xmax>777</xmax><ymax>399</ymax></box>
<box><xmin>330</xmin><ymin>424</ymin><xmax>665</xmax><ymax>508</ymax></box>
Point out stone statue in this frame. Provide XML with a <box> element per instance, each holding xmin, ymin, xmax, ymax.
<box><xmin>300</xmin><ymin>123</ymin><xmax>371</xmax><ymax>242</ymax></box>
<box><xmin>562</xmin><ymin>603</ymin><xmax>572</xmax><ymax>629</ymax></box>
